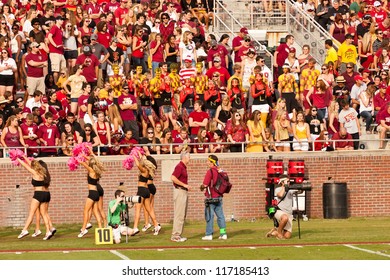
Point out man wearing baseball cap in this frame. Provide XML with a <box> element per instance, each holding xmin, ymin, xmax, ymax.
<box><xmin>337</xmin><ymin>34</ymin><xmax>358</xmax><ymax>73</ymax></box>
<box><xmin>48</xmin><ymin>16</ymin><xmax>66</xmax><ymax>84</ymax></box>
<box><xmin>178</xmin><ymin>55</ymin><xmax>196</xmax><ymax>83</ymax></box>
<box><xmin>232</xmin><ymin>27</ymin><xmax>249</xmax><ymax>63</ymax></box>
<box><xmin>350</xmin><ymin>74</ymin><xmax>367</xmax><ymax>111</ymax></box>
<box><xmin>371</xmin><ymin>1</ymin><xmax>387</xmax><ymax>24</ymax></box>
<box><xmin>76</xmin><ymin>45</ymin><xmax>100</xmax><ymax>88</ymax></box>
<box><xmin>205</xmin><ymin>57</ymin><xmax>230</xmax><ymax>87</ymax></box>
<box><xmin>25</xmin><ymin>42</ymin><xmax>48</xmax><ymax>96</ymax></box>
<box><xmin>207</xmin><ymin>39</ymin><xmax>229</xmax><ymax>69</ymax></box>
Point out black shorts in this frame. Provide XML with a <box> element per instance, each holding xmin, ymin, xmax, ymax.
<box><xmin>33</xmin><ymin>191</ymin><xmax>45</xmax><ymax>203</ymax></box>
<box><xmin>147</xmin><ymin>183</ymin><xmax>156</xmax><ymax>195</ymax></box>
<box><xmin>88</xmin><ymin>190</ymin><xmax>99</xmax><ymax>202</ymax></box>
<box><xmin>43</xmin><ymin>191</ymin><xmax>51</xmax><ymax>203</ymax></box>
<box><xmin>0</xmin><ymin>74</ymin><xmax>15</xmax><ymax>86</ymax></box>
<box><xmin>97</xmin><ymin>184</ymin><xmax>104</xmax><ymax>197</ymax></box>
<box><xmin>137</xmin><ymin>186</ymin><xmax>150</xmax><ymax>199</ymax></box>
<box><xmin>64</xmin><ymin>50</ymin><xmax>78</xmax><ymax>60</ymax></box>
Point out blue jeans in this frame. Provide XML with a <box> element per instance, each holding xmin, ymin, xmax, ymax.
<box><xmin>205</xmin><ymin>197</ymin><xmax>226</xmax><ymax>236</ymax></box>
<box><xmin>360</xmin><ymin>111</ymin><xmax>373</xmax><ymax>131</ymax></box>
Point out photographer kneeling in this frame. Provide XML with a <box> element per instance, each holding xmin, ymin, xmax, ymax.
<box><xmin>108</xmin><ymin>190</ymin><xmax>135</xmax><ymax>244</ymax></box>
<box><xmin>200</xmin><ymin>155</ymin><xmax>227</xmax><ymax>241</ymax></box>
<box><xmin>273</xmin><ymin>175</ymin><xmax>301</xmax><ymax>240</ymax></box>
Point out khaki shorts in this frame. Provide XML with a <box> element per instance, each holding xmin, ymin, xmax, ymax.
<box><xmin>49</xmin><ymin>53</ymin><xmax>66</xmax><ymax>72</ymax></box>
<box><xmin>377</xmin><ymin>125</ymin><xmax>390</xmax><ymax>133</ymax></box>
<box><xmin>274</xmin><ymin>209</ymin><xmax>293</xmax><ymax>233</ymax></box>
<box><xmin>26</xmin><ymin>76</ymin><xmax>45</xmax><ymax>95</ymax></box>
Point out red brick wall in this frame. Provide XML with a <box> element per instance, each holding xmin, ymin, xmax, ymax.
<box><xmin>1</xmin><ymin>151</ymin><xmax>389</xmax><ymax>227</ymax></box>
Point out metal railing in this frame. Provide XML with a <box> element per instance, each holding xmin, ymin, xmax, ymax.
<box><xmin>1</xmin><ymin>137</ymin><xmax>387</xmax><ymax>158</ymax></box>
<box><xmin>285</xmin><ymin>0</ymin><xmax>341</xmax><ymax>64</ymax></box>
<box><xmin>213</xmin><ymin>0</ymin><xmax>274</xmax><ymax>76</ymax></box>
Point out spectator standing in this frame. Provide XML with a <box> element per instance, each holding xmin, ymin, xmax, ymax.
<box><xmin>118</xmin><ymin>84</ymin><xmax>139</xmax><ymax>141</ymax></box>
<box><xmin>207</xmin><ymin>39</ymin><xmax>228</xmax><ymax>70</ymax></box>
<box><xmin>337</xmin><ymin>34</ymin><xmax>358</xmax><ymax>73</ymax></box>
<box><xmin>47</xmin><ymin>16</ymin><xmax>66</xmax><ymax>84</ymax></box>
<box><xmin>171</xmin><ymin>151</ymin><xmax>191</xmax><ymax>242</ymax></box>
<box><xmin>206</xmin><ymin>57</ymin><xmax>230</xmax><ymax>87</ymax></box>
<box><xmin>25</xmin><ymin>42</ymin><xmax>48</xmax><ymax>96</ymax></box>
<box><xmin>274</xmin><ymin>35</ymin><xmax>295</xmax><ymax>75</ymax></box>
<box><xmin>37</xmin><ymin>112</ymin><xmax>60</xmax><ymax>157</ymax></box>
<box><xmin>338</xmin><ymin>99</ymin><xmax>361</xmax><ymax>150</ymax></box>
<box><xmin>75</xmin><ymin>45</ymin><xmax>100</xmax><ymax>88</ymax></box>
<box><xmin>232</xmin><ymin>27</ymin><xmax>248</xmax><ymax>64</ymax></box>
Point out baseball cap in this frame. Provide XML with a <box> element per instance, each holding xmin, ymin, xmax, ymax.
<box><xmin>354</xmin><ymin>75</ymin><xmax>363</xmax><ymax>81</ymax></box>
<box><xmin>240</xmin><ymin>27</ymin><xmax>248</xmax><ymax>34</ymax></box>
<box><xmin>363</xmin><ymin>14</ymin><xmax>372</xmax><ymax>20</ymax></box>
<box><xmin>30</xmin><ymin>42</ymin><xmax>40</xmax><ymax>48</ymax></box>
<box><xmin>91</xmin><ymin>34</ymin><xmax>98</xmax><ymax>40</ymax></box>
<box><xmin>282</xmin><ymin>63</ymin><xmax>290</xmax><ymax>69</ymax></box>
<box><xmin>184</xmin><ymin>55</ymin><xmax>192</xmax><ymax>63</ymax></box>
<box><xmin>379</xmin><ymin>82</ymin><xmax>387</xmax><ymax>89</ymax></box>
<box><xmin>213</xmin><ymin>56</ymin><xmax>221</xmax><ymax>62</ymax></box>
<box><xmin>83</xmin><ymin>45</ymin><xmax>92</xmax><ymax>54</ymax></box>
<box><xmin>247</xmin><ymin>48</ymin><xmax>255</xmax><ymax>54</ymax></box>
<box><xmin>210</xmin><ymin>39</ymin><xmax>217</xmax><ymax>47</ymax></box>
<box><xmin>111</xmin><ymin>37</ymin><xmax>118</xmax><ymax>43</ymax></box>
<box><xmin>289</xmin><ymin>47</ymin><xmax>296</xmax><ymax>53</ymax></box>
<box><xmin>41</xmin><ymin>96</ymin><xmax>48</xmax><ymax>103</ymax></box>
<box><xmin>374</xmin><ymin>1</ymin><xmax>381</xmax><ymax>7</ymax></box>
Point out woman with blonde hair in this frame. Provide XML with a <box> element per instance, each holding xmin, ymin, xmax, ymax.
<box><xmin>359</xmin><ymin>84</ymin><xmax>376</xmax><ymax>134</ymax></box>
<box><xmin>132</xmin><ymin>151</ymin><xmax>161</xmax><ymax>236</ymax></box>
<box><xmin>107</xmin><ymin>104</ymin><xmax>124</xmax><ymax>136</ymax></box>
<box><xmin>358</xmin><ymin>23</ymin><xmax>375</xmax><ymax>69</ymax></box>
<box><xmin>17</xmin><ymin>157</ymin><xmax>55</xmax><ymax>240</ymax></box>
<box><xmin>274</xmin><ymin>109</ymin><xmax>291</xmax><ymax>152</ymax></box>
<box><xmin>78</xmin><ymin>153</ymin><xmax>104</xmax><ymax>237</ymax></box>
<box><xmin>0</xmin><ymin>115</ymin><xmax>26</xmax><ymax>148</ymax></box>
<box><xmin>292</xmin><ymin>111</ymin><xmax>311</xmax><ymax>151</ymax></box>
<box><xmin>327</xmin><ymin>100</ymin><xmax>340</xmax><ymax>138</ymax></box>
<box><xmin>246</xmin><ymin>110</ymin><xmax>266</xmax><ymax>152</ymax></box>
<box><xmin>179</xmin><ymin>30</ymin><xmax>197</xmax><ymax>66</ymax></box>
<box><xmin>214</xmin><ymin>94</ymin><xmax>231</xmax><ymax>130</ymax></box>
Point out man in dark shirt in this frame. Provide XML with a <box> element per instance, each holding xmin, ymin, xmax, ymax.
<box><xmin>140</xmin><ymin>128</ymin><xmax>161</xmax><ymax>155</ymax></box>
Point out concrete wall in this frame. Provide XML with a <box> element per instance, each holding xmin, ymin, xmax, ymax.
<box><xmin>1</xmin><ymin>151</ymin><xmax>389</xmax><ymax>227</ymax></box>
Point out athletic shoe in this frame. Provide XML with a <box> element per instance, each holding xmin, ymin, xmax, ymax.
<box><xmin>219</xmin><ymin>234</ymin><xmax>228</xmax><ymax>240</ymax></box>
<box><xmin>51</xmin><ymin>228</ymin><xmax>57</xmax><ymax>236</ymax></box>
<box><xmin>153</xmin><ymin>224</ymin><xmax>161</xmax><ymax>236</ymax></box>
<box><xmin>265</xmin><ymin>228</ymin><xmax>277</xmax><ymax>238</ymax></box>
<box><xmin>141</xmin><ymin>223</ymin><xmax>152</xmax><ymax>232</ymax></box>
<box><xmin>131</xmin><ymin>228</ymin><xmax>139</xmax><ymax>236</ymax></box>
<box><xmin>18</xmin><ymin>230</ymin><xmax>29</xmax><ymax>239</ymax></box>
<box><xmin>32</xmin><ymin>230</ymin><xmax>42</xmax><ymax>238</ymax></box>
<box><xmin>78</xmin><ymin>229</ymin><xmax>88</xmax><ymax>238</ymax></box>
<box><xmin>43</xmin><ymin>232</ymin><xmax>53</xmax><ymax>240</ymax></box>
<box><xmin>201</xmin><ymin>235</ymin><xmax>213</xmax><ymax>240</ymax></box>
<box><xmin>86</xmin><ymin>223</ymin><xmax>93</xmax><ymax>230</ymax></box>
<box><xmin>171</xmin><ymin>236</ymin><xmax>187</xmax><ymax>242</ymax></box>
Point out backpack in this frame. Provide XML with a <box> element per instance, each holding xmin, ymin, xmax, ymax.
<box><xmin>211</xmin><ymin>168</ymin><xmax>232</xmax><ymax>195</ymax></box>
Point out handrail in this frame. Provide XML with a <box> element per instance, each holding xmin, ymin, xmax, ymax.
<box><xmin>0</xmin><ymin>138</ymin><xmax>385</xmax><ymax>157</ymax></box>
<box><xmin>213</xmin><ymin>0</ymin><xmax>274</xmax><ymax>76</ymax></box>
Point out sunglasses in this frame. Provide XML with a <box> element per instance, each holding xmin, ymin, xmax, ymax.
<box><xmin>162</xmin><ymin>17</ymin><xmax>168</xmax><ymax>19</ymax></box>
<box><xmin>324</xmin><ymin>133</ymin><xmax>328</xmax><ymax>136</ymax></box>
<box><xmin>1</xmin><ymin>51</ymin><xmax>7</xmax><ymax>54</ymax></box>
<box><xmin>213</xmin><ymin>75</ymin><xmax>219</xmax><ymax>77</ymax></box>
<box><xmin>85</xmin><ymin>129</ymin><xmax>91</xmax><ymax>132</ymax></box>
<box><xmin>67</xmin><ymin>139</ymin><xmax>74</xmax><ymax>141</ymax></box>
<box><xmin>1</xmin><ymin>22</ymin><xmax>6</xmax><ymax>25</ymax></box>
<box><xmin>322</xmin><ymin>68</ymin><xmax>327</xmax><ymax>70</ymax></box>
<box><xmin>259</xmin><ymin>60</ymin><xmax>265</xmax><ymax>63</ymax></box>
<box><xmin>378</xmin><ymin>32</ymin><xmax>383</xmax><ymax>35</ymax></box>
<box><xmin>346</xmin><ymin>66</ymin><xmax>353</xmax><ymax>69</ymax></box>
<box><xmin>147</xmin><ymin>131</ymin><xmax>154</xmax><ymax>134</ymax></box>
<box><xmin>17</xmin><ymin>100</ymin><xmax>23</xmax><ymax>103</ymax></box>
<box><xmin>312</xmin><ymin>109</ymin><xmax>317</xmax><ymax>112</ymax></box>
<box><xmin>155</xmin><ymin>21</ymin><xmax>160</xmax><ymax>23</ymax></box>
<box><xmin>235</xmin><ymin>114</ymin><xmax>240</xmax><ymax>117</ymax></box>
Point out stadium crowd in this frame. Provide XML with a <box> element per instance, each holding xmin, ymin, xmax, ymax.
<box><xmin>0</xmin><ymin>0</ymin><xmax>390</xmax><ymax>157</ymax></box>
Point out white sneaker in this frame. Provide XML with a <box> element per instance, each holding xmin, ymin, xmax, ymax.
<box><xmin>18</xmin><ymin>230</ymin><xmax>29</xmax><ymax>239</ymax></box>
<box><xmin>78</xmin><ymin>229</ymin><xmax>88</xmax><ymax>238</ymax></box>
<box><xmin>153</xmin><ymin>224</ymin><xmax>161</xmax><ymax>236</ymax></box>
<box><xmin>43</xmin><ymin>232</ymin><xmax>53</xmax><ymax>241</ymax></box>
<box><xmin>202</xmin><ymin>235</ymin><xmax>213</xmax><ymax>240</ymax></box>
<box><xmin>131</xmin><ymin>228</ymin><xmax>140</xmax><ymax>236</ymax></box>
<box><xmin>86</xmin><ymin>223</ymin><xmax>93</xmax><ymax>230</ymax></box>
<box><xmin>32</xmin><ymin>230</ymin><xmax>42</xmax><ymax>237</ymax></box>
<box><xmin>219</xmin><ymin>234</ymin><xmax>228</xmax><ymax>240</ymax></box>
<box><xmin>171</xmin><ymin>236</ymin><xmax>187</xmax><ymax>242</ymax></box>
<box><xmin>142</xmin><ymin>223</ymin><xmax>152</xmax><ymax>232</ymax></box>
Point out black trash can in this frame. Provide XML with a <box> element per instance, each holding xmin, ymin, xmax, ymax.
<box><xmin>323</xmin><ymin>182</ymin><xmax>348</xmax><ymax>219</ymax></box>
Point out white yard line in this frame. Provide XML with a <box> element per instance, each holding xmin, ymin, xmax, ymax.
<box><xmin>344</xmin><ymin>245</ymin><xmax>390</xmax><ymax>258</ymax></box>
<box><xmin>109</xmin><ymin>250</ymin><xmax>130</xmax><ymax>260</ymax></box>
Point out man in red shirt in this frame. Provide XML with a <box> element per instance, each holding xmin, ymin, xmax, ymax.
<box><xmin>118</xmin><ymin>85</ymin><xmax>139</xmax><ymax>140</ymax></box>
<box><xmin>76</xmin><ymin>46</ymin><xmax>100</xmax><ymax>88</ymax></box>
<box><xmin>377</xmin><ymin>102</ymin><xmax>390</xmax><ymax>149</ymax></box>
<box><xmin>207</xmin><ymin>39</ymin><xmax>229</xmax><ymax>69</ymax></box>
<box><xmin>332</xmin><ymin>127</ymin><xmax>354</xmax><ymax>150</ymax></box>
<box><xmin>20</xmin><ymin>113</ymin><xmax>39</xmax><ymax>157</ymax></box>
<box><xmin>38</xmin><ymin>112</ymin><xmax>60</xmax><ymax>157</ymax></box>
<box><xmin>188</xmin><ymin>100</ymin><xmax>209</xmax><ymax>137</ymax></box>
<box><xmin>274</xmin><ymin>34</ymin><xmax>295</xmax><ymax>75</ymax></box>
<box><xmin>26</xmin><ymin>42</ymin><xmax>48</xmax><ymax>96</ymax></box>
<box><xmin>48</xmin><ymin>16</ymin><xmax>66</xmax><ymax>84</ymax></box>
<box><xmin>370</xmin><ymin>1</ymin><xmax>387</xmax><ymax>24</ymax></box>
<box><xmin>232</xmin><ymin>27</ymin><xmax>248</xmax><ymax>63</ymax></box>
<box><xmin>114</xmin><ymin>0</ymin><xmax>129</xmax><ymax>26</ymax></box>
<box><xmin>205</xmin><ymin>57</ymin><xmax>230</xmax><ymax>87</ymax></box>
<box><xmin>86</xmin><ymin>0</ymin><xmax>103</xmax><ymax>23</ymax></box>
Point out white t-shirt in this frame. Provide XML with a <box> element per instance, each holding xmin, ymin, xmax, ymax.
<box><xmin>350</xmin><ymin>83</ymin><xmax>367</xmax><ymax>102</ymax></box>
<box><xmin>339</xmin><ymin>107</ymin><xmax>359</xmax><ymax>134</ymax></box>
<box><xmin>179</xmin><ymin>41</ymin><xmax>196</xmax><ymax>62</ymax></box>
<box><xmin>0</xmin><ymin>57</ymin><xmax>17</xmax><ymax>75</ymax></box>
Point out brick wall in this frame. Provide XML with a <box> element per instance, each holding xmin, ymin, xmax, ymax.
<box><xmin>1</xmin><ymin>151</ymin><xmax>389</xmax><ymax>227</ymax></box>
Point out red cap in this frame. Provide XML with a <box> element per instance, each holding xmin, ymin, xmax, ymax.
<box><xmin>379</xmin><ymin>82</ymin><xmax>387</xmax><ymax>89</ymax></box>
<box><xmin>41</xmin><ymin>96</ymin><xmax>48</xmax><ymax>103</ymax></box>
<box><xmin>240</xmin><ymin>27</ymin><xmax>248</xmax><ymax>34</ymax></box>
<box><xmin>289</xmin><ymin>47</ymin><xmax>296</xmax><ymax>53</ymax></box>
<box><xmin>354</xmin><ymin>75</ymin><xmax>363</xmax><ymax>81</ymax></box>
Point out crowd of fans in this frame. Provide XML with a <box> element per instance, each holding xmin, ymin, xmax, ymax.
<box><xmin>0</xmin><ymin>0</ymin><xmax>389</xmax><ymax>157</ymax></box>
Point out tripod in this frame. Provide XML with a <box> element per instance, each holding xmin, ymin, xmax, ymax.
<box><xmin>121</xmin><ymin>203</ymin><xmax>131</xmax><ymax>243</ymax></box>
<box><xmin>293</xmin><ymin>192</ymin><xmax>301</xmax><ymax>239</ymax></box>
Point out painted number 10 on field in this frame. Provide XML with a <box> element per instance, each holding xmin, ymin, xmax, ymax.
<box><xmin>95</xmin><ymin>228</ymin><xmax>113</xmax><ymax>245</ymax></box>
